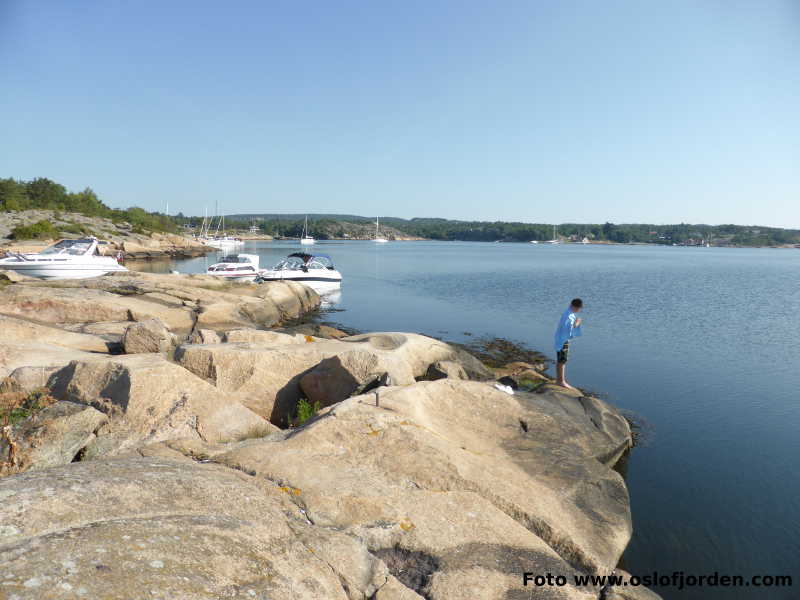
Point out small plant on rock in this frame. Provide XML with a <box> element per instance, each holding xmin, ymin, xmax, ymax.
<box><xmin>295</xmin><ymin>398</ymin><xmax>320</xmax><ymax>426</ymax></box>
<box><xmin>0</xmin><ymin>388</ymin><xmax>55</xmax><ymax>426</ymax></box>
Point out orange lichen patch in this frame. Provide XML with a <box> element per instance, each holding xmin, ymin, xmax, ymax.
<box><xmin>399</xmin><ymin>519</ymin><xmax>416</xmax><ymax>532</ymax></box>
<box><xmin>365</xmin><ymin>424</ymin><xmax>385</xmax><ymax>436</ymax></box>
<box><xmin>304</xmin><ymin>335</ymin><xmax>315</xmax><ymax>343</ymax></box>
<box><xmin>278</xmin><ymin>486</ymin><xmax>302</xmax><ymax>496</ymax></box>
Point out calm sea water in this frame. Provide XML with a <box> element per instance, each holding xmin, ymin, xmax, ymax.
<box><xmin>142</xmin><ymin>240</ymin><xmax>800</xmax><ymax>599</ymax></box>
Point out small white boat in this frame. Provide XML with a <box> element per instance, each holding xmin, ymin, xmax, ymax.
<box><xmin>258</xmin><ymin>252</ymin><xmax>342</xmax><ymax>290</ymax></box>
<box><xmin>206</xmin><ymin>253</ymin><xmax>260</xmax><ymax>282</ymax></box>
<box><xmin>374</xmin><ymin>217</ymin><xmax>388</xmax><ymax>243</ymax></box>
<box><xmin>0</xmin><ymin>238</ymin><xmax>128</xmax><ymax>280</ymax></box>
<box><xmin>529</xmin><ymin>240</ymin><xmax>539</xmax><ymax>244</ymax></box>
<box><xmin>300</xmin><ymin>216</ymin><xmax>315</xmax><ymax>245</ymax></box>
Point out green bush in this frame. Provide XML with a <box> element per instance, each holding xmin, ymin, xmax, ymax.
<box><xmin>295</xmin><ymin>398</ymin><xmax>320</xmax><ymax>425</ymax></box>
<box><xmin>59</xmin><ymin>222</ymin><xmax>97</xmax><ymax>237</ymax></box>
<box><xmin>10</xmin><ymin>220</ymin><xmax>60</xmax><ymax>240</ymax></box>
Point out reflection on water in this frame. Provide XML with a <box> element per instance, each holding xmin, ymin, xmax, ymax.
<box><xmin>125</xmin><ymin>258</ymin><xmax>178</xmax><ymax>273</ymax></box>
<box><xmin>144</xmin><ymin>240</ymin><xmax>799</xmax><ymax>599</ymax></box>
<box><xmin>316</xmin><ymin>285</ymin><xmax>342</xmax><ymax>308</ymax></box>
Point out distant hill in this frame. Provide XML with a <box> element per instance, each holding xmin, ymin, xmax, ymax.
<box><xmin>210</xmin><ymin>213</ymin><xmax>800</xmax><ymax>247</ymax></box>
<box><xmin>200</xmin><ymin>214</ymin><xmax>421</xmax><ymax>241</ymax></box>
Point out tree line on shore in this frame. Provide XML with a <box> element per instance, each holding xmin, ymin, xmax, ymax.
<box><xmin>212</xmin><ymin>214</ymin><xmax>800</xmax><ymax>246</ymax></box>
<box><xmin>386</xmin><ymin>218</ymin><xmax>800</xmax><ymax>246</ymax></box>
<box><xmin>2</xmin><ymin>177</ymin><xmax>797</xmax><ymax>246</ymax></box>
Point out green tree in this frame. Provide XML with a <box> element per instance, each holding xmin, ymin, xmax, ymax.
<box><xmin>0</xmin><ymin>178</ymin><xmax>26</xmax><ymax>211</ymax></box>
<box><xmin>25</xmin><ymin>178</ymin><xmax>68</xmax><ymax>209</ymax></box>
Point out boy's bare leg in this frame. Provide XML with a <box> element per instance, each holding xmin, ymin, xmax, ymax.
<box><xmin>555</xmin><ymin>362</ymin><xmax>576</xmax><ymax>389</ymax></box>
<box><xmin>556</xmin><ymin>362</ymin><xmax>566</xmax><ymax>386</ymax></box>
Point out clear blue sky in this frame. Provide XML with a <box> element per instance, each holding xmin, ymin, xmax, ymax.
<box><xmin>1</xmin><ymin>1</ymin><xmax>798</xmax><ymax>226</ymax></box>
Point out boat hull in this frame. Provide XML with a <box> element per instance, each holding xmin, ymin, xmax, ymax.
<box><xmin>258</xmin><ymin>270</ymin><xmax>343</xmax><ymax>294</ymax></box>
<box><xmin>0</xmin><ymin>262</ymin><xmax>128</xmax><ymax>279</ymax></box>
<box><xmin>259</xmin><ymin>274</ymin><xmax>342</xmax><ymax>283</ymax></box>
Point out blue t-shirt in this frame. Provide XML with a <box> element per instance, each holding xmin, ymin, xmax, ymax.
<box><xmin>554</xmin><ymin>307</ymin><xmax>582</xmax><ymax>351</ymax></box>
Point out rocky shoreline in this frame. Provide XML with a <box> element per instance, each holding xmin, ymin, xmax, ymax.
<box><xmin>0</xmin><ymin>209</ymin><xmax>212</xmax><ymax>260</ymax></box>
<box><xmin>0</xmin><ymin>271</ymin><xmax>660</xmax><ymax>599</ymax></box>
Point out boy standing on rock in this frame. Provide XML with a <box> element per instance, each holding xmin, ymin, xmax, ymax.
<box><xmin>554</xmin><ymin>298</ymin><xmax>583</xmax><ymax>389</ymax></box>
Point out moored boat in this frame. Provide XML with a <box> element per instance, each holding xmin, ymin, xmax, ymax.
<box><xmin>299</xmin><ymin>216</ymin><xmax>315</xmax><ymax>245</ymax></box>
<box><xmin>204</xmin><ymin>236</ymin><xmax>244</xmax><ymax>250</ymax></box>
<box><xmin>257</xmin><ymin>252</ymin><xmax>342</xmax><ymax>289</ymax></box>
<box><xmin>0</xmin><ymin>238</ymin><xmax>128</xmax><ymax>280</ymax></box>
<box><xmin>206</xmin><ymin>253</ymin><xmax>260</xmax><ymax>281</ymax></box>
<box><xmin>374</xmin><ymin>216</ymin><xmax>388</xmax><ymax>243</ymax></box>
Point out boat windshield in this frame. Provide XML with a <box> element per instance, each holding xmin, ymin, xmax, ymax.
<box><xmin>40</xmin><ymin>239</ymin><xmax>94</xmax><ymax>256</ymax></box>
<box><xmin>307</xmin><ymin>256</ymin><xmax>333</xmax><ymax>269</ymax></box>
<box><xmin>273</xmin><ymin>256</ymin><xmax>307</xmax><ymax>271</ymax></box>
<box><xmin>219</xmin><ymin>255</ymin><xmax>251</xmax><ymax>263</ymax></box>
<box><xmin>273</xmin><ymin>254</ymin><xmax>334</xmax><ymax>270</ymax></box>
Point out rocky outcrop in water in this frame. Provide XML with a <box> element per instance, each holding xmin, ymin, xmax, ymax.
<box><xmin>0</xmin><ymin>273</ymin><xmax>661</xmax><ymax>599</ymax></box>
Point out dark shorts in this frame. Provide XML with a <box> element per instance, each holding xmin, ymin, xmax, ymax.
<box><xmin>556</xmin><ymin>342</ymin><xmax>570</xmax><ymax>364</ymax></box>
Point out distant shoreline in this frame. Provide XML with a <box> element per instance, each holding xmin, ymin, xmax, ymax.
<box><xmin>226</xmin><ymin>236</ymin><xmax>799</xmax><ymax>249</ymax></box>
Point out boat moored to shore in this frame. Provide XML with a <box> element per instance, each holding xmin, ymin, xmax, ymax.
<box><xmin>206</xmin><ymin>253</ymin><xmax>261</xmax><ymax>281</ymax></box>
<box><xmin>0</xmin><ymin>238</ymin><xmax>128</xmax><ymax>279</ymax></box>
<box><xmin>257</xmin><ymin>252</ymin><xmax>342</xmax><ymax>290</ymax></box>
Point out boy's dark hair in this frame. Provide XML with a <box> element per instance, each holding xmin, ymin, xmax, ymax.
<box><xmin>571</xmin><ymin>298</ymin><xmax>583</xmax><ymax>308</ymax></box>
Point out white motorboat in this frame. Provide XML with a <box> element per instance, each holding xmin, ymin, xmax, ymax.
<box><xmin>0</xmin><ymin>238</ymin><xmax>128</xmax><ymax>279</ymax></box>
<box><xmin>258</xmin><ymin>252</ymin><xmax>342</xmax><ymax>289</ymax></box>
<box><xmin>206</xmin><ymin>253</ymin><xmax>260</xmax><ymax>282</ymax></box>
<box><xmin>374</xmin><ymin>216</ymin><xmax>388</xmax><ymax>243</ymax></box>
<box><xmin>299</xmin><ymin>216</ymin><xmax>315</xmax><ymax>245</ymax></box>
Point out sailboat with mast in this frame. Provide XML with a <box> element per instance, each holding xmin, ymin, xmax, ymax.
<box><xmin>300</xmin><ymin>216</ymin><xmax>315</xmax><ymax>245</ymax></box>
<box><xmin>374</xmin><ymin>216</ymin><xmax>388</xmax><ymax>243</ymax></box>
<box><xmin>202</xmin><ymin>202</ymin><xmax>243</xmax><ymax>250</ymax></box>
<box><xmin>546</xmin><ymin>224</ymin><xmax>561</xmax><ymax>244</ymax></box>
